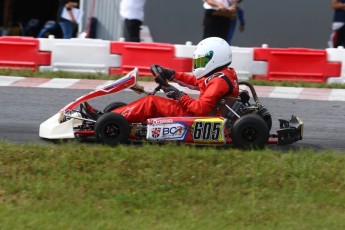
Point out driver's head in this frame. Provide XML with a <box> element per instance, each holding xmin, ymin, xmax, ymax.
<box><xmin>193</xmin><ymin>37</ymin><xmax>232</xmax><ymax>79</ymax></box>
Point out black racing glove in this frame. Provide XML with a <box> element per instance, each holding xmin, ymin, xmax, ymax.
<box><xmin>162</xmin><ymin>84</ymin><xmax>186</xmax><ymax>100</ymax></box>
<box><xmin>150</xmin><ymin>64</ymin><xmax>175</xmax><ymax>81</ymax></box>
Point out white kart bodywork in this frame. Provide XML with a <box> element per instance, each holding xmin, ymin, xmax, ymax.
<box><xmin>39</xmin><ymin>68</ymin><xmax>139</xmax><ymax>140</ymax></box>
<box><xmin>39</xmin><ymin>112</ymin><xmax>83</xmax><ymax>139</ymax></box>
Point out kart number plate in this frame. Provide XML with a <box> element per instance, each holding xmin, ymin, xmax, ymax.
<box><xmin>191</xmin><ymin>118</ymin><xmax>225</xmax><ymax>143</ymax></box>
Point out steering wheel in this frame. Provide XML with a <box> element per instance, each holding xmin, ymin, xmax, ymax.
<box><xmin>150</xmin><ymin>65</ymin><xmax>169</xmax><ymax>94</ymax></box>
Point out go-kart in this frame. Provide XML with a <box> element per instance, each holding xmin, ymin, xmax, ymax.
<box><xmin>39</xmin><ymin>67</ymin><xmax>303</xmax><ymax>149</ymax></box>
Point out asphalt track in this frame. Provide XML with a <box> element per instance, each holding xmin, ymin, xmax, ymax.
<box><xmin>1</xmin><ymin>86</ymin><xmax>345</xmax><ymax>152</ymax></box>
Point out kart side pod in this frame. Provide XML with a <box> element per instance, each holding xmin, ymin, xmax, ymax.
<box><xmin>277</xmin><ymin>115</ymin><xmax>303</xmax><ymax>145</ymax></box>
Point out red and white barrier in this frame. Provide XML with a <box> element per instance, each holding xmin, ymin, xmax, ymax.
<box><xmin>231</xmin><ymin>46</ymin><xmax>267</xmax><ymax>81</ymax></box>
<box><xmin>109</xmin><ymin>41</ymin><xmax>193</xmax><ymax>76</ymax></box>
<box><xmin>0</xmin><ymin>35</ymin><xmax>344</xmax><ymax>83</ymax></box>
<box><xmin>253</xmin><ymin>46</ymin><xmax>341</xmax><ymax>83</ymax></box>
<box><xmin>326</xmin><ymin>46</ymin><xmax>345</xmax><ymax>83</ymax></box>
<box><xmin>0</xmin><ymin>36</ymin><xmax>51</xmax><ymax>70</ymax></box>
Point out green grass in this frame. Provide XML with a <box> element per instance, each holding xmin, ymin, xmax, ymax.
<box><xmin>1</xmin><ymin>142</ymin><xmax>345</xmax><ymax>229</ymax></box>
<box><xmin>1</xmin><ymin>68</ymin><xmax>345</xmax><ymax>88</ymax></box>
<box><xmin>247</xmin><ymin>78</ymin><xmax>345</xmax><ymax>89</ymax></box>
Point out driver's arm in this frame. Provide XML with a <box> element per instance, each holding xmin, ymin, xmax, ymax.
<box><xmin>178</xmin><ymin>77</ymin><xmax>231</xmax><ymax>116</ymax></box>
<box><xmin>173</xmin><ymin>72</ymin><xmax>200</xmax><ymax>90</ymax></box>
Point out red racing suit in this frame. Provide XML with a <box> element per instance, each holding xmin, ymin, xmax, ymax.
<box><xmin>113</xmin><ymin>67</ymin><xmax>239</xmax><ymax>123</ymax></box>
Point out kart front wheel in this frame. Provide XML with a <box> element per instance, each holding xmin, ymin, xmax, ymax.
<box><xmin>95</xmin><ymin>112</ymin><xmax>130</xmax><ymax>146</ymax></box>
<box><xmin>231</xmin><ymin>114</ymin><xmax>269</xmax><ymax>150</ymax></box>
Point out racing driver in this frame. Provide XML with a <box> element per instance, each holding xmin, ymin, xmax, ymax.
<box><xmin>84</xmin><ymin>37</ymin><xmax>239</xmax><ymax>123</ymax></box>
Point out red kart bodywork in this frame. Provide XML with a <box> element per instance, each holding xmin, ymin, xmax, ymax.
<box><xmin>61</xmin><ymin>72</ymin><xmax>137</xmax><ymax>112</ymax></box>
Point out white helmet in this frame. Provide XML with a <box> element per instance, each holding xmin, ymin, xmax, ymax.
<box><xmin>193</xmin><ymin>37</ymin><xmax>232</xmax><ymax>79</ymax></box>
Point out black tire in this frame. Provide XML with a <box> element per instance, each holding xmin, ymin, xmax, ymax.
<box><xmin>94</xmin><ymin>113</ymin><xmax>130</xmax><ymax>146</ymax></box>
<box><xmin>231</xmin><ymin>114</ymin><xmax>269</xmax><ymax>150</ymax></box>
<box><xmin>257</xmin><ymin>107</ymin><xmax>272</xmax><ymax>131</ymax></box>
<box><xmin>103</xmin><ymin>102</ymin><xmax>127</xmax><ymax>113</ymax></box>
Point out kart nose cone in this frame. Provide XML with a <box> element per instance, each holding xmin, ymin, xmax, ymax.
<box><xmin>39</xmin><ymin>112</ymin><xmax>82</xmax><ymax>139</ymax></box>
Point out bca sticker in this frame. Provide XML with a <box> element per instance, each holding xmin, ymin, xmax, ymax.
<box><xmin>191</xmin><ymin>118</ymin><xmax>225</xmax><ymax>143</ymax></box>
<box><xmin>147</xmin><ymin>123</ymin><xmax>187</xmax><ymax>141</ymax></box>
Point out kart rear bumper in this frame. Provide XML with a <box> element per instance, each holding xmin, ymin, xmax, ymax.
<box><xmin>277</xmin><ymin>115</ymin><xmax>304</xmax><ymax>145</ymax></box>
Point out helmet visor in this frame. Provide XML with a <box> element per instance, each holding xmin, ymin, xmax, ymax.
<box><xmin>193</xmin><ymin>51</ymin><xmax>213</xmax><ymax>69</ymax></box>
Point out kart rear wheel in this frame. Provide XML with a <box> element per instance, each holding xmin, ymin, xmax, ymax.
<box><xmin>103</xmin><ymin>102</ymin><xmax>127</xmax><ymax>113</ymax></box>
<box><xmin>231</xmin><ymin>113</ymin><xmax>269</xmax><ymax>150</ymax></box>
<box><xmin>95</xmin><ymin>112</ymin><xmax>130</xmax><ymax>146</ymax></box>
<box><xmin>257</xmin><ymin>107</ymin><xmax>272</xmax><ymax>131</ymax></box>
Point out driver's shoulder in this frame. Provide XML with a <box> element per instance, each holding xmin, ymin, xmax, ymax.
<box><xmin>204</xmin><ymin>72</ymin><xmax>227</xmax><ymax>85</ymax></box>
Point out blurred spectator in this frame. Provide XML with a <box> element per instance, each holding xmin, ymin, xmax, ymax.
<box><xmin>57</xmin><ymin>0</ymin><xmax>79</xmax><ymax>39</ymax></box>
<box><xmin>226</xmin><ymin>0</ymin><xmax>245</xmax><ymax>45</ymax></box>
<box><xmin>120</xmin><ymin>0</ymin><xmax>147</xmax><ymax>42</ymax></box>
<box><xmin>202</xmin><ymin>0</ymin><xmax>237</xmax><ymax>40</ymax></box>
<box><xmin>37</xmin><ymin>20</ymin><xmax>62</xmax><ymax>38</ymax></box>
<box><xmin>329</xmin><ymin>0</ymin><xmax>345</xmax><ymax>48</ymax></box>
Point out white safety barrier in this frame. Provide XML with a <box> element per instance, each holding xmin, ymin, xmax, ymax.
<box><xmin>174</xmin><ymin>41</ymin><xmax>196</xmax><ymax>58</ymax></box>
<box><xmin>38</xmin><ymin>36</ymin><xmax>121</xmax><ymax>74</ymax></box>
<box><xmin>230</xmin><ymin>46</ymin><xmax>267</xmax><ymax>81</ymax></box>
<box><xmin>326</xmin><ymin>46</ymin><xmax>345</xmax><ymax>83</ymax></box>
